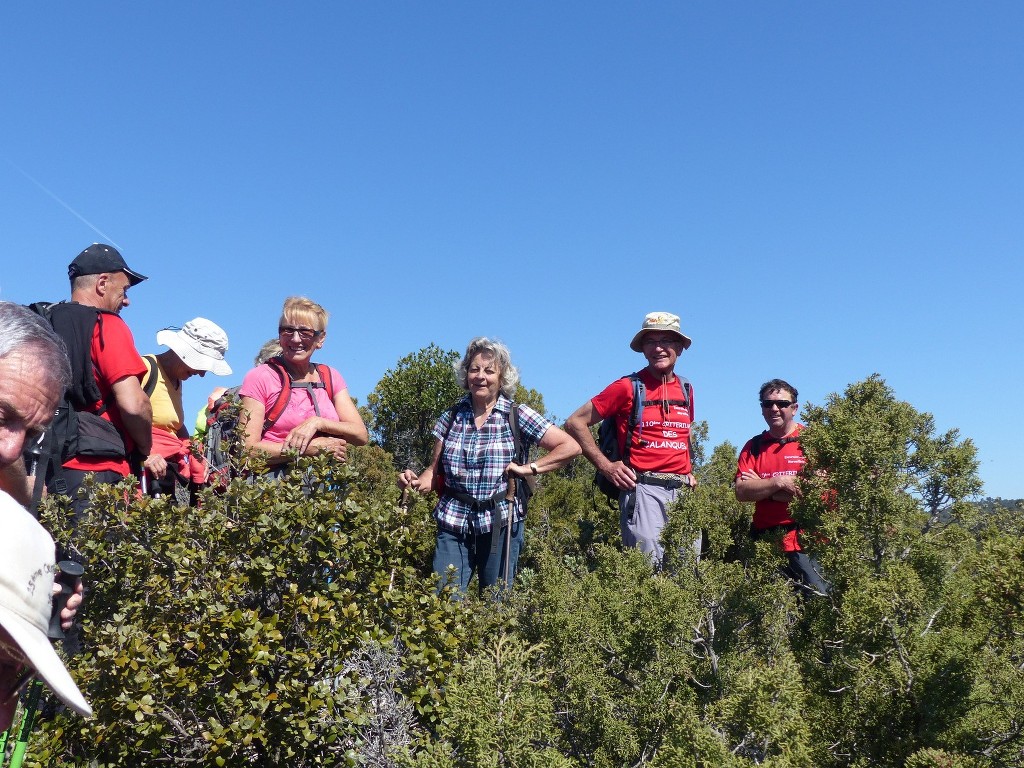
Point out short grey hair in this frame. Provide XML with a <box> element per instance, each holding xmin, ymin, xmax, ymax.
<box><xmin>455</xmin><ymin>337</ymin><xmax>520</xmax><ymax>397</ymax></box>
<box><xmin>0</xmin><ymin>302</ymin><xmax>71</xmax><ymax>395</ymax></box>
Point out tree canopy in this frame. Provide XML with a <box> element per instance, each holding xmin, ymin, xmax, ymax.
<box><xmin>365</xmin><ymin>344</ymin><xmax>462</xmax><ymax>471</ymax></box>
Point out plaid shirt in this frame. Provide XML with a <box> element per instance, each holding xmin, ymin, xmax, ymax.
<box><xmin>431</xmin><ymin>394</ymin><xmax>551</xmax><ymax>534</ymax></box>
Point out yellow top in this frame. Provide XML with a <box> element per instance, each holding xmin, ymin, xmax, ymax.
<box><xmin>143</xmin><ymin>356</ymin><xmax>184</xmax><ymax>436</ymax></box>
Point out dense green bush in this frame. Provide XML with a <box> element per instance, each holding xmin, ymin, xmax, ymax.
<box><xmin>34</xmin><ymin>457</ymin><xmax>480</xmax><ymax>767</ymax></box>
<box><xmin>23</xmin><ymin>374</ymin><xmax>1024</xmax><ymax>767</ymax></box>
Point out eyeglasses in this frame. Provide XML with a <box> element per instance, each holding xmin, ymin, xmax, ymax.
<box><xmin>0</xmin><ymin>663</ymin><xmax>34</xmax><ymax>706</ymax></box>
<box><xmin>760</xmin><ymin>399</ymin><xmax>794</xmax><ymax>410</ymax></box>
<box><xmin>642</xmin><ymin>336</ymin><xmax>679</xmax><ymax>348</ymax></box>
<box><xmin>278</xmin><ymin>326</ymin><xmax>322</xmax><ymax>343</ymax></box>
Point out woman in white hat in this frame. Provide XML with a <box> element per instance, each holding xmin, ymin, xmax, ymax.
<box><xmin>141</xmin><ymin>318</ymin><xmax>232</xmax><ymax>499</ymax></box>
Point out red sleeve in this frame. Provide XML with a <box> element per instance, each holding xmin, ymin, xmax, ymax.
<box><xmin>92</xmin><ymin>315</ymin><xmax>146</xmax><ymax>389</ymax></box>
<box><xmin>590</xmin><ymin>377</ymin><xmax>632</xmax><ymax>421</ymax></box>
<box><xmin>735</xmin><ymin>438</ymin><xmax>756</xmax><ymax>481</ymax></box>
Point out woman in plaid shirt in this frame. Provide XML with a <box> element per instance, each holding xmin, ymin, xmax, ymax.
<box><xmin>399</xmin><ymin>338</ymin><xmax>579</xmax><ymax>595</ymax></box>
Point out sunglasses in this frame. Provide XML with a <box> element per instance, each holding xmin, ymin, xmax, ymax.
<box><xmin>278</xmin><ymin>326</ymin><xmax>322</xmax><ymax>343</ymax></box>
<box><xmin>760</xmin><ymin>399</ymin><xmax>794</xmax><ymax>409</ymax></box>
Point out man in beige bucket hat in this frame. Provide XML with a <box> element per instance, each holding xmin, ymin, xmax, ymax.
<box><xmin>566</xmin><ymin>312</ymin><xmax>698</xmax><ymax>565</ymax></box>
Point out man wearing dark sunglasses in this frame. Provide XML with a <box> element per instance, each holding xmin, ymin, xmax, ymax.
<box><xmin>735</xmin><ymin>379</ymin><xmax>830</xmax><ymax>596</ymax></box>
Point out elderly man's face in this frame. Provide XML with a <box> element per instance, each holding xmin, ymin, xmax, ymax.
<box><xmin>642</xmin><ymin>333</ymin><xmax>684</xmax><ymax>375</ymax></box>
<box><xmin>0</xmin><ymin>349</ymin><xmax>60</xmax><ymax>471</ymax></box>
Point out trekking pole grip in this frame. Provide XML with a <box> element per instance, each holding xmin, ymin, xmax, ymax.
<box><xmin>48</xmin><ymin>561</ymin><xmax>85</xmax><ymax>640</ymax></box>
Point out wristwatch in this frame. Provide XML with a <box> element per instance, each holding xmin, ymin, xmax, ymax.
<box><xmin>530</xmin><ymin>462</ymin><xmax>538</xmax><ymax>475</ymax></box>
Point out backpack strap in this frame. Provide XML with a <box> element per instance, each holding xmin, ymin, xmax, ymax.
<box><xmin>262</xmin><ymin>357</ymin><xmax>293</xmax><ymax>432</ymax></box>
<box><xmin>620</xmin><ymin>374</ymin><xmax>644</xmax><ymax>467</ymax></box>
<box><xmin>749</xmin><ymin>431</ymin><xmax>800</xmax><ymax>459</ymax></box>
<box><xmin>262</xmin><ymin>358</ymin><xmax>338</xmax><ymax>433</ymax></box>
<box><xmin>314</xmin><ymin>363</ymin><xmax>336</xmax><ymax>402</ymax></box>
<box><xmin>509</xmin><ymin>401</ymin><xmax>527</xmax><ymax>465</ymax></box>
<box><xmin>141</xmin><ymin>355</ymin><xmax>159</xmax><ymax>398</ymax></box>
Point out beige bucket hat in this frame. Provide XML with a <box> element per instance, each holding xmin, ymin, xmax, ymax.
<box><xmin>629</xmin><ymin>311</ymin><xmax>692</xmax><ymax>352</ymax></box>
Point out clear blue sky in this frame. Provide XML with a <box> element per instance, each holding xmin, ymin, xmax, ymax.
<box><xmin>2</xmin><ymin>3</ymin><xmax>1021</xmax><ymax>498</ymax></box>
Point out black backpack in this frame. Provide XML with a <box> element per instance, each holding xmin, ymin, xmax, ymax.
<box><xmin>594</xmin><ymin>372</ymin><xmax>692</xmax><ymax>501</ymax></box>
<box><xmin>24</xmin><ymin>302</ymin><xmax>129</xmax><ymax>505</ymax></box>
<box><xmin>202</xmin><ymin>386</ymin><xmax>242</xmax><ymax>487</ymax></box>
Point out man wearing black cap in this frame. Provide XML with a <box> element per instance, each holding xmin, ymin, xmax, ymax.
<box><xmin>46</xmin><ymin>244</ymin><xmax>160</xmax><ymax>513</ymax></box>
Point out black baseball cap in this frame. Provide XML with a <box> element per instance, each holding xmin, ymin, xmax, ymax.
<box><xmin>68</xmin><ymin>244</ymin><xmax>148</xmax><ymax>286</ymax></box>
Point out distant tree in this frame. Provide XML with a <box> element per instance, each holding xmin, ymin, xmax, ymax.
<box><xmin>513</xmin><ymin>383</ymin><xmax>546</xmax><ymax>419</ymax></box>
<box><xmin>366</xmin><ymin>345</ymin><xmax>551</xmax><ymax>474</ymax></box>
<box><xmin>365</xmin><ymin>344</ymin><xmax>462</xmax><ymax>471</ymax></box>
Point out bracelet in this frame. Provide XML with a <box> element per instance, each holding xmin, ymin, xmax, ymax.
<box><xmin>530</xmin><ymin>462</ymin><xmax>538</xmax><ymax>475</ymax></box>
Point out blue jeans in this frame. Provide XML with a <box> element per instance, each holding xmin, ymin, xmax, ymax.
<box><xmin>783</xmin><ymin>551</ymin><xmax>832</xmax><ymax>597</ymax></box>
<box><xmin>432</xmin><ymin>520</ymin><xmax>524</xmax><ymax>596</ymax></box>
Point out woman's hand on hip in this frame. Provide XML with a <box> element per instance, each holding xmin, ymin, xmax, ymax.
<box><xmin>505</xmin><ymin>462</ymin><xmax>532</xmax><ymax>479</ymax></box>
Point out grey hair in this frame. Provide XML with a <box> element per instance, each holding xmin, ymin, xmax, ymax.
<box><xmin>455</xmin><ymin>337</ymin><xmax>520</xmax><ymax>397</ymax></box>
<box><xmin>0</xmin><ymin>302</ymin><xmax>71</xmax><ymax>394</ymax></box>
<box><xmin>70</xmin><ymin>273</ymin><xmax>99</xmax><ymax>292</ymax></box>
<box><xmin>255</xmin><ymin>337</ymin><xmax>282</xmax><ymax>366</ymax></box>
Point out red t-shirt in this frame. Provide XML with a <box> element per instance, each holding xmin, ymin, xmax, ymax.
<box><xmin>591</xmin><ymin>368</ymin><xmax>694</xmax><ymax>475</ymax></box>
<box><xmin>63</xmin><ymin>314</ymin><xmax>147</xmax><ymax>476</ymax></box>
<box><xmin>735</xmin><ymin>424</ymin><xmax>806</xmax><ymax>552</ymax></box>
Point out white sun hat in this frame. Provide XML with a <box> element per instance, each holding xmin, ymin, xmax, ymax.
<box><xmin>156</xmin><ymin>318</ymin><xmax>232</xmax><ymax>376</ymax></box>
<box><xmin>0</xmin><ymin>491</ymin><xmax>91</xmax><ymax>718</ymax></box>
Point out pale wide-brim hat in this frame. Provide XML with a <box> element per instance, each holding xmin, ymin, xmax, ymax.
<box><xmin>0</xmin><ymin>492</ymin><xmax>92</xmax><ymax>719</ymax></box>
<box><xmin>629</xmin><ymin>311</ymin><xmax>692</xmax><ymax>352</ymax></box>
<box><xmin>157</xmin><ymin>318</ymin><xmax>232</xmax><ymax>376</ymax></box>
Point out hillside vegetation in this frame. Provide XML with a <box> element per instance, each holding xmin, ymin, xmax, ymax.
<box><xmin>27</xmin><ymin>372</ymin><xmax>1022</xmax><ymax>768</ymax></box>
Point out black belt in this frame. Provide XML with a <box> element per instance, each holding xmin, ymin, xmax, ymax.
<box><xmin>751</xmin><ymin>522</ymin><xmax>800</xmax><ymax>538</ymax></box>
<box><xmin>444</xmin><ymin>488</ymin><xmax>505</xmax><ymax>511</ymax></box>
<box><xmin>444</xmin><ymin>489</ymin><xmax>513</xmax><ymax>556</ymax></box>
<box><xmin>635</xmin><ymin>472</ymin><xmax>690</xmax><ymax>490</ymax></box>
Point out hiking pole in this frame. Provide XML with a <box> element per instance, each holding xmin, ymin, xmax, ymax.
<box><xmin>502</xmin><ymin>478</ymin><xmax>517</xmax><ymax>587</ymax></box>
<box><xmin>5</xmin><ymin>681</ymin><xmax>43</xmax><ymax>768</ymax></box>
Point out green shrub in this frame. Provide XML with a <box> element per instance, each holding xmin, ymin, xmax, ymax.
<box><xmin>33</xmin><ymin>458</ymin><xmax>477</xmax><ymax>767</ymax></box>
